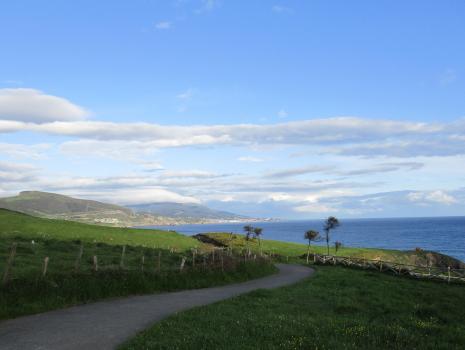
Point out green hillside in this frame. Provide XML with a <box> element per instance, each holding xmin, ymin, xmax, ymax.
<box><xmin>195</xmin><ymin>232</ymin><xmax>465</xmax><ymax>268</ymax></box>
<box><xmin>0</xmin><ymin>191</ymin><xmax>177</xmax><ymax>227</ymax></box>
<box><xmin>0</xmin><ymin>209</ymin><xmax>200</xmax><ymax>250</ymax></box>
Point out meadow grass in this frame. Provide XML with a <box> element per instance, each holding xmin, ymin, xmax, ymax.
<box><xmin>0</xmin><ymin>209</ymin><xmax>201</xmax><ymax>251</ymax></box>
<box><xmin>203</xmin><ymin>232</ymin><xmax>418</xmax><ymax>264</ymax></box>
<box><xmin>120</xmin><ymin>265</ymin><xmax>465</xmax><ymax>350</ymax></box>
<box><xmin>0</xmin><ymin>210</ymin><xmax>277</xmax><ymax>320</ymax></box>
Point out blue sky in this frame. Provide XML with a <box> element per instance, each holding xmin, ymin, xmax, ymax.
<box><xmin>1</xmin><ymin>0</ymin><xmax>465</xmax><ymax>218</ymax></box>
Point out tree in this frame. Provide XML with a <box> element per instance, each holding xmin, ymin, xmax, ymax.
<box><xmin>243</xmin><ymin>225</ymin><xmax>253</xmax><ymax>255</ymax></box>
<box><xmin>323</xmin><ymin>216</ymin><xmax>340</xmax><ymax>255</ymax></box>
<box><xmin>334</xmin><ymin>241</ymin><xmax>342</xmax><ymax>255</ymax></box>
<box><xmin>253</xmin><ymin>227</ymin><xmax>263</xmax><ymax>255</ymax></box>
<box><xmin>304</xmin><ymin>230</ymin><xmax>320</xmax><ymax>264</ymax></box>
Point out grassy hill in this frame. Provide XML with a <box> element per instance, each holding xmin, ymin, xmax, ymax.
<box><xmin>0</xmin><ymin>208</ymin><xmax>200</xmax><ymax>250</ymax></box>
<box><xmin>194</xmin><ymin>232</ymin><xmax>465</xmax><ymax>268</ymax></box>
<box><xmin>0</xmin><ymin>209</ymin><xmax>275</xmax><ymax>319</ymax></box>
<box><xmin>0</xmin><ymin>191</ymin><xmax>177</xmax><ymax>227</ymax></box>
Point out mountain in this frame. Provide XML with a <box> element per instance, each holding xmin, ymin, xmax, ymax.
<box><xmin>0</xmin><ymin>191</ymin><xmax>173</xmax><ymax>227</ymax></box>
<box><xmin>128</xmin><ymin>202</ymin><xmax>249</xmax><ymax>222</ymax></box>
<box><xmin>0</xmin><ymin>191</ymin><xmax>252</xmax><ymax>227</ymax></box>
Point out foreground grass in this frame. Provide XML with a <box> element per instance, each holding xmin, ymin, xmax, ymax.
<box><xmin>1</xmin><ymin>260</ymin><xmax>277</xmax><ymax>320</ymax></box>
<box><xmin>0</xmin><ymin>209</ymin><xmax>200</xmax><ymax>251</ymax></box>
<box><xmin>121</xmin><ymin>266</ymin><xmax>465</xmax><ymax>350</ymax></box>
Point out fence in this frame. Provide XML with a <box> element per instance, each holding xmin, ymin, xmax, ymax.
<box><xmin>0</xmin><ymin>241</ymin><xmax>271</xmax><ymax>287</ymax></box>
<box><xmin>312</xmin><ymin>254</ymin><xmax>465</xmax><ymax>284</ymax></box>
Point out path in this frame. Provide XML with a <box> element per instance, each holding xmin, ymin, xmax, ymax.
<box><xmin>0</xmin><ymin>264</ymin><xmax>313</xmax><ymax>350</ymax></box>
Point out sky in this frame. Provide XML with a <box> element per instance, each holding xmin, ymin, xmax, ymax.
<box><xmin>1</xmin><ymin>0</ymin><xmax>465</xmax><ymax>219</ymax></box>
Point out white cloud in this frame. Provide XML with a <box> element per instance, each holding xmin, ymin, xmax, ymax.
<box><xmin>0</xmin><ymin>161</ymin><xmax>39</xmax><ymax>183</ymax></box>
<box><xmin>0</xmin><ymin>88</ymin><xmax>89</xmax><ymax>123</ymax></box>
<box><xmin>266</xmin><ymin>166</ymin><xmax>331</xmax><ymax>178</ymax></box>
<box><xmin>0</xmin><ymin>142</ymin><xmax>51</xmax><ymax>159</ymax></box>
<box><xmin>155</xmin><ymin>21</ymin><xmax>172</xmax><ymax>30</ymax></box>
<box><xmin>407</xmin><ymin>190</ymin><xmax>457</xmax><ymax>205</ymax></box>
<box><xmin>238</xmin><ymin>156</ymin><xmax>264</xmax><ymax>163</ymax></box>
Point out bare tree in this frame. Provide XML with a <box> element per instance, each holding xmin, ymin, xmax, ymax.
<box><xmin>334</xmin><ymin>241</ymin><xmax>342</xmax><ymax>255</ymax></box>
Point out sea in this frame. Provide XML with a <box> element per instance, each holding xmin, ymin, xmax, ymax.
<box><xmin>140</xmin><ymin>216</ymin><xmax>465</xmax><ymax>263</ymax></box>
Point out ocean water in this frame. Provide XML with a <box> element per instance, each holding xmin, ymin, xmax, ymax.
<box><xmin>141</xmin><ymin>217</ymin><xmax>465</xmax><ymax>262</ymax></box>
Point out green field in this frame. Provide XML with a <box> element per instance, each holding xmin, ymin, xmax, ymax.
<box><xmin>0</xmin><ymin>210</ymin><xmax>276</xmax><ymax>320</ymax></box>
<box><xmin>200</xmin><ymin>232</ymin><xmax>454</xmax><ymax>266</ymax></box>
<box><xmin>0</xmin><ymin>209</ymin><xmax>201</xmax><ymax>251</ymax></box>
<box><xmin>120</xmin><ymin>265</ymin><xmax>465</xmax><ymax>350</ymax></box>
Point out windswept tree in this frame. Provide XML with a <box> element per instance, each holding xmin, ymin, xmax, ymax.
<box><xmin>243</xmin><ymin>225</ymin><xmax>253</xmax><ymax>255</ymax></box>
<box><xmin>253</xmin><ymin>227</ymin><xmax>263</xmax><ymax>255</ymax></box>
<box><xmin>304</xmin><ymin>230</ymin><xmax>320</xmax><ymax>264</ymax></box>
<box><xmin>323</xmin><ymin>216</ymin><xmax>340</xmax><ymax>255</ymax></box>
<box><xmin>334</xmin><ymin>241</ymin><xmax>342</xmax><ymax>255</ymax></box>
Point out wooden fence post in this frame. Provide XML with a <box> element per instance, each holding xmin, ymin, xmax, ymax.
<box><xmin>42</xmin><ymin>257</ymin><xmax>49</xmax><ymax>277</ymax></box>
<box><xmin>192</xmin><ymin>250</ymin><xmax>196</xmax><ymax>268</ymax></box>
<box><xmin>2</xmin><ymin>243</ymin><xmax>17</xmax><ymax>286</ymax></box>
<box><xmin>448</xmin><ymin>266</ymin><xmax>451</xmax><ymax>283</ymax></box>
<box><xmin>141</xmin><ymin>255</ymin><xmax>145</xmax><ymax>272</ymax></box>
<box><xmin>212</xmin><ymin>250</ymin><xmax>215</xmax><ymax>264</ymax></box>
<box><xmin>180</xmin><ymin>257</ymin><xmax>186</xmax><ymax>272</ymax></box>
<box><xmin>157</xmin><ymin>250</ymin><xmax>161</xmax><ymax>272</ymax></box>
<box><xmin>379</xmin><ymin>261</ymin><xmax>383</xmax><ymax>272</ymax></box>
<box><xmin>74</xmin><ymin>244</ymin><xmax>84</xmax><ymax>272</ymax></box>
<box><xmin>221</xmin><ymin>252</ymin><xmax>224</xmax><ymax>272</ymax></box>
<box><xmin>120</xmin><ymin>245</ymin><xmax>126</xmax><ymax>269</ymax></box>
<box><xmin>93</xmin><ymin>255</ymin><xmax>98</xmax><ymax>272</ymax></box>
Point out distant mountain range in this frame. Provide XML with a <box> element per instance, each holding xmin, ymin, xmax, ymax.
<box><xmin>0</xmin><ymin>191</ymin><xmax>251</xmax><ymax>227</ymax></box>
<box><xmin>128</xmin><ymin>202</ymin><xmax>248</xmax><ymax>221</ymax></box>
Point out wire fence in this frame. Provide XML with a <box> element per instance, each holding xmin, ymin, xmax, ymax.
<box><xmin>311</xmin><ymin>254</ymin><xmax>465</xmax><ymax>283</ymax></box>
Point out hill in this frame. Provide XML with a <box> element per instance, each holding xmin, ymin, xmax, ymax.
<box><xmin>0</xmin><ymin>191</ymin><xmax>251</xmax><ymax>226</ymax></box>
<box><xmin>194</xmin><ymin>232</ymin><xmax>465</xmax><ymax>268</ymax></box>
<box><xmin>129</xmin><ymin>202</ymin><xmax>249</xmax><ymax>222</ymax></box>
<box><xmin>0</xmin><ymin>191</ymin><xmax>174</xmax><ymax>227</ymax></box>
<box><xmin>0</xmin><ymin>208</ymin><xmax>200</xmax><ymax>250</ymax></box>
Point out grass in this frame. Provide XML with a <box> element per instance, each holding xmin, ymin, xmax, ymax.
<box><xmin>0</xmin><ymin>209</ymin><xmax>277</xmax><ymax>320</ymax></box>
<box><xmin>1</xmin><ymin>259</ymin><xmax>277</xmax><ymax>320</ymax></box>
<box><xmin>0</xmin><ymin>209</ymin><xmax>201</xmax><ymax>251</ymax></box>
<box><xmin>202</xmin><ymin>232</ymin><xmax>445</xmax><ymax>265</ymax></box>
<box><xmin>120</xmin><ymin>265</ymin><xmax>465</xmax><ymax>350</ymax></box>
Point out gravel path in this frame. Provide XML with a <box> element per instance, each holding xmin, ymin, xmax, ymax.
<box><xmin>0</xmin><ymin>264</ymin><xmax>313</xmax><ymax>350</ymax></box>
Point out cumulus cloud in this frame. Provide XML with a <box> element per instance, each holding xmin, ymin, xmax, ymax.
<box><xmin>0</xmin><ymin>88</ymin><xmax>89</xmax><ymax>123</ymax></box>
